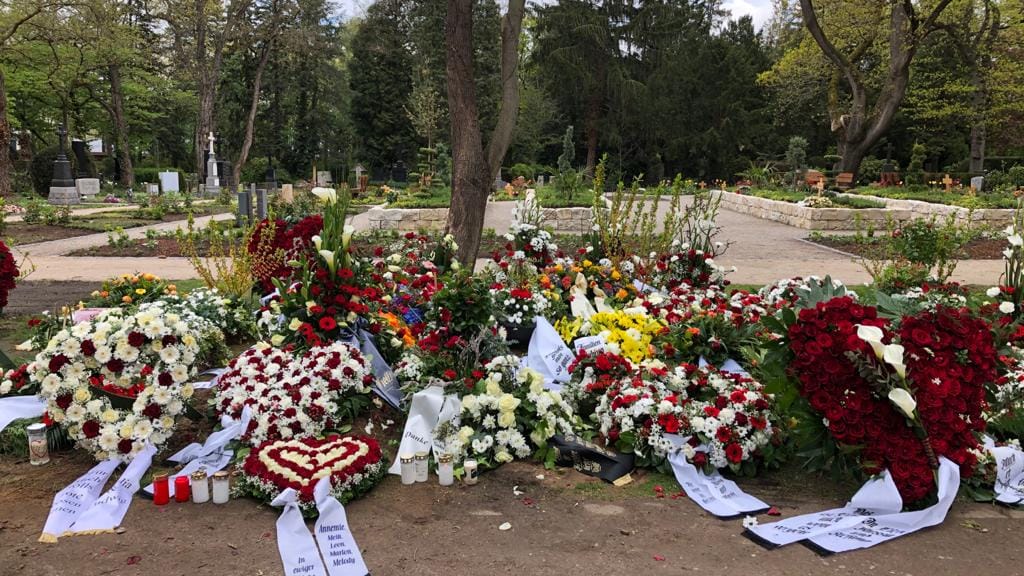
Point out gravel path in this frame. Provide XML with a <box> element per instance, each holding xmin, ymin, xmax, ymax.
<box><xmin>7</xmin><ymin>198</ymin><xmax>1005</xmax><ymax>285</ymax></box>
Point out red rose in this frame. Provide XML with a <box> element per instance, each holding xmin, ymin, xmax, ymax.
<box><xmin>82</xmin><ymin>420</ymin><xmax>100</xmax><ymax>438</ymax></box>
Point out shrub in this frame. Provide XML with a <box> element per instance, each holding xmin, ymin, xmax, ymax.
<box><xmin>1009</xmin><ymin>165</ymin><xmax>1024</xmax><ymax>188</ymax></box>
<box><xmin>240</xmin><ymin>157</ymin><xmax>293</xmax><ymax>185</ymax></box>
<box><xmin>134</xmin><ymin>167</ymin><xmax>187</xmax><ymax>190</ymax></box>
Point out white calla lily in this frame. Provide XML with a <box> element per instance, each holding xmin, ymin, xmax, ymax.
<box><xmin>882</xmin><ymin>344</ymin><xmax>906</xmax><ymax>378</ymax></box>
<box><xmin>888</xmin><ymin>387</ymin><xmax>917</xmax><ymax>419</ymax></box>
<box><xmin>856</xmin><ymin>324</ymin><xmax>886</xmax><ymax>359</ymax></box>
<box><xmin>319</xmin><ymin>249</ymin><xmax>337</xmax><ymax>274</ymax></box>
<box><xmin>312</xmin><ymin>235</ymin><xmax>323</xmax><ymax>251</ymax></box>
<box><xmin>311</xmin><ymin>187</ymin><xmax>337</xmax><ymax>205</ymax></box>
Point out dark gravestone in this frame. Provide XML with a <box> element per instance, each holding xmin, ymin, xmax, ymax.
<box><xmin>217</xmin><ymin>160</ymin><xmax>233</xmax><ymax>189</ymax></box>
<box><xmin>391</xmin><ymin>160</ymin><xmax>407</xmax><ymax>183</ymax></box>
<box><xmin>372</xmin><ymin>166</ymin><xmax>389</xmax><ymax>182</ymax></box>
<box><xmin>71</xmin><ymin>140</ymin><xmax>91</xmax><ymax>177</ymax></box>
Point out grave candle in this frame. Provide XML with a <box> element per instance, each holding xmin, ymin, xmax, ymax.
<box><xmin>464</xmin><ymin>459</ymin><xmax>479</xmax><ymax>486</ymax></box>
<box><xmin>211</xmin><ymin>471</ymin><xmax>230</xmax><ymax>504</ymax></box>
<box><xmin>437</xmin><ymin>453</ymin><xmax>454</xmax><ymax>486</ymax></box>
<box><xmin>414</xmin><ymin>451</ymin><xmax>429</xmax><ymax>483</ymax></box>
<box><xmin>27</xmin><ymin>423</ymin><xmax>49</xmax><ymax>466</ymax></box>
<box><xmin>174</xmin><ymin>475</ymin><xmax>191</xmax><ymax>503</ymax></box>
<box><xmin>191</xmin><ymin>470</ymin><xmax>210</xmax><ymax>504</ymax></box>
<box><xmin>152</xmin><ymin>473</ymin><xmax>170</xmax><ymax>505</ymax></box>
<box><xmin>400</xmin><ymin>454</ymin><xmax>416</xmax><ymax>485</ymax></box>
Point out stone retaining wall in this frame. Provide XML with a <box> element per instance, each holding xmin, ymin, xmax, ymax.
<box><xmin>713</xmin><ymin>190</ymin><xmax>1014</xmax><ymax>230</ymax></box>
<box><xmin>836</xmin><ymin>193</ymin><xmax>1014</xmax><ymax>228</ymax></box>
<box><xmin>365</xmin><ymin>203</ymin><xmax>594</xmax><ymax>235</ymax></box>
<box><xmin>711</xmin><ymin>191</ymin><xmax>908</xmax><ymax>230</ymax></box>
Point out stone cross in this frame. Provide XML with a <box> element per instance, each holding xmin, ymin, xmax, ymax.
<box><xmin>942</xmin><ymin>173</ymin><xmax>953</xmax><ymax>192</ymax></box>
<box><xmin>699</xmin><ymin>181</ymin><xmax>707</xmax><ymax>190</ymax></box>
<box><xmin>207</xmin><ymin>132</ymin><xmax>216</xmax><ymax>155</ymax></box>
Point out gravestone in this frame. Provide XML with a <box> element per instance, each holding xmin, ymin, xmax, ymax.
<box><xmin>971</xmin><ymin>176</ymin><xmax>984</xmax><ymax>192</ymax></box>
<box><xmin>237</xmin><ymin>187</ymin><xmax>253</xmax><ymax>227</ymax></box>
<box><xmin>256</xmin><ymin>188</ymin><xmax>268</xmax><ymax>220</ymax></box>
<box><xmin>76</xmin><ymin>178</ymin><xmax>101</xmax><ymax>198</ymax></box>
<box><xmin>216</xmin><ymin>160</ymin><xmax>233</xmax><ymax>190</ymax></box>
<box><xmin>317</xmin><ymin>171</ymin><xmax>333</xmax><ymax>185</ymax></box>
<box><xmin>942</xmin><ymin>173</ymin><xmax>954</xmax><ymax>192</ymax></box>
<box><xmin>146</xmin><ymin>183</ymin><xmax>159</xmax><ymax>195</ymax></box>
<box><xmin>48</xmin><ymin>124</ymin><xmax>79</xmax><ymax>205</ymax></box>
<box><xmin>71</xmin><ymin>140</ymin><xmax>91</xmax><ymax>178</ymax></box>
<box><xmin>281</xmin><ymin>183</ymin><xmax>294</xmax><ymax>203</ymax></box>
<box><xmin>159</xmin><ymin>171</ymin><xmax>180</xmax><ymax>193</ymax></box>
<box><xmin>494</xmin><ymin>174</ymin><xmax>507</xmax><ymax>191</ymax></box>
<box><xmin>204</xmin><ymin>132</ymin><xmax>220</xmax><ymax>196</ymax></box>
<box><xmin>391</xmin><ymin>161</ymin><xmax>407</xmax><ymax>183</ymax></box>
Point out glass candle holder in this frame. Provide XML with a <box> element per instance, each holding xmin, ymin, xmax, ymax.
<box><xmin>152</xmin><ymin>473</ymin><xmax>170</xmax><ymax>505</ymax></box>
<box><xmin>211</xmin><ymin>471</ymin><xmax>230</xmax><ymax>504</ymax></box>
<box><xmin>191</xmin><ymin>470</ymin><xmax>210</xmax><ymax>504</ymax></box>
<box><xmin>399</xmin><ymin>454</ymin><xmax>416</xmax><ymax>485</ymax></box>
<box><xmin>174</xmin><ymin>475</ymin><xmax>191</xmax><ymax>503</ymax></box>
<box><xmin>463</xmin><ymin>459</ymin><xmax>479</xmax><ymax>486</ymax></box>
<box><xmin>414</xmin><ymin>451</ymin><xmax>429</xmax><ymax>483</ymax></box>
<box><xmin>27</xmin><ymin>423</ymin><xmax>49</xmax><ymax>466</ymax></box>
<box><xmin>437</xmin><ymin>453</ymin><xmax>454</xmax><ymax>486</ymax></box>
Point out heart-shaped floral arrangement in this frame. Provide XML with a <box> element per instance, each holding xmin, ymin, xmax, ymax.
<box><xmin>787</xmin><ymin>297</ymin><xmax>994</xmax><ymax>504</ymax></box>
<box><xmin>236</xmin><ymin>434</ymin><xmax>385</xmax><ymax>515</ymax></box>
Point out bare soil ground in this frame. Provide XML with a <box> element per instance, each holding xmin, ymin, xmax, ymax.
<box><xmin>0</xmin><ymin>454</ymin><xmax>1022</xmax><ymax>576</ymax></box>
<box><xmin>809</xmin><ymin>236</ymin><xmax>1006</xmax><ymax>260</ymax></box>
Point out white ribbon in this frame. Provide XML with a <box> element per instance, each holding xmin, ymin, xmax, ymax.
<box><xmin>983</xmin><ymin>437</ymin><xmax>1024</xmax><ymax>505</ymax></box>
<box><xmin>191</xmin><ymin>367</ymin><xmax>228</xmax><ymax>390</ymax></box>
<box><xmin>697</xmin><ymin>356</ymin><xmax>748</xmax><ymax>377</ymax></box>
<box><xmin>747</xmin><ymin>457</ymin><xmax>960</xmax><ymax>553</ymax></box>
<box><xmin>144</xmin><ymin>407</ymin><xmax>252</xmax><ymax>498</ymax></box>
<box><xmin>526</xmin><ymin>317</ymin><xmax>574</xmax><ymax>390</ymax></box>
<box><xmin>272</xmin><ymin>489</ymin><xmax>328</xmax><ymax>576</ymax></box>
<box><xmin>0</xmin><ymin>395</ymin><xmax>46</xmax><ymax>434</ymax></box>
<box><xmin>64</xmin><ymin>444</ymin><xmax>157</xmax><ymax>536</ymax></box>
<box><xmin>313</xmin><ymin>477</ymin><xmax>369</xmax><ymax>576</ymax></box>
<box><xmin>40</xmin><ymin>459</ymin><xmax>121</xmax><ymax>542</ymax></box>
<box><xmin>664</xmin><ymin>434</ymin><xmax>769</xmax><ymax>518</ymax></box>
<box><xmin>572</xmin><ymin>335</ymin><xmax>606</xmax><ymax>356</ymax></box>
<box><xmin>388</xmin><ymin>387</ymin><xmax>459</xmax><ymax>475</ymax></box>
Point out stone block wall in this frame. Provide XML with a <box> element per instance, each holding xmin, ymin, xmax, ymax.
<box><xmin>837</xmin><ymin>194</ymin><xmax>1014</xmax><ymax>228</ymax></box>
<box><xmin>710</xmin><ymin>191</ymin><xmax>908</xmax><ymax>230</ymax></box>
<box><xmin>364</xmin><ymin>204</ymin><xmax>594</xmax><ymax>235</ymax></box>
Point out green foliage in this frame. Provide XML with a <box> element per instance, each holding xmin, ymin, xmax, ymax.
<box><xmin>28</xmin><ymin>146</ymin><xmax>84</xmax><ymax>196</ymax></box>
<box><xmin>426</xmin><ymin>271</ymin><xmax>495</xmax><ymax>338</ymax></box>
<box><xmin>906</xmin><ymin>142</ymin><xmax>927</xmax><ymax>185</ymax></box>
<box><xmin>240</xmin><ymin>158</ymin><xmax>293</xmax><ymax>186</ymax></box>
<box><xmin>785</xmin><ymin>136</ymin><xmax>808</xmax><ymax>188</ymax></box>
<box><xmin>555</xmin><ymin>126</ymin><xmax>583</xmax><ymax>202</ymax></box>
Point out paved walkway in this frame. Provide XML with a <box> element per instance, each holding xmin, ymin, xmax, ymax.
<box><xmin>8</xmin><ymin>198</ymin><xmax>1006</xmax><ymax>286</ymax></box>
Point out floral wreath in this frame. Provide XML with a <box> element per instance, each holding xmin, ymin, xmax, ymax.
<box><xmin>213</xmin><ymin>342</ymin><xmax>373</xmax><ymax>447</ymax></box>
<box><xmin>31</xmin><ymin>308</ymin><xmax>200</xmax><ymax>461</ymax></box>
<box><xmin>234</xmin><ymin>434</ymin><xmax>385</xmax><ymax>516</ymax></box>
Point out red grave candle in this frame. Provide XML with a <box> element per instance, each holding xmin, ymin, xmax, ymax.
<box><xmin>174</xmin><ymin>475</ymin><xmax>191</xmax><ymax>503</ymax></box>
<box><xmin>152</xmin><ymin>473</ymin><xmax>170</xmax><ymax>505</ymax></box>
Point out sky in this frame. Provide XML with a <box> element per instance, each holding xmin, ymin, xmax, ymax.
<box><xmin>334</xmin><ymin>0</ymin><xmax>775</xmax><ymax>30</ymax></box>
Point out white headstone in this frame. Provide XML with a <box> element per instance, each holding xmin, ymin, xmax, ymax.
<box><xmin>159</xmin><ymin>171</ymin><xmax>180</xmax><ymax>193</ymax></box>
<box><xmin>76</xmin><ymin>178</ymin><xmax>100</xmax><ymax>197</ymax></box>
<box><xmin>146</xmin><ymin>183</ymin><xmax>160</xmax><ymax>195</ymax></box>
<box><xmin>971</xmin><ymin>176</ymin><xmax>984</xmax><ymax>192</ymax></box>
<box><xmin>281</xmin><ymin>183</ymin><xmax>294</xmax><ymax>203</ymax></box>
<box><xmin>317</xmin><ymin>171</ymin><xmax>333</xmax><ymax>185</ymax></box>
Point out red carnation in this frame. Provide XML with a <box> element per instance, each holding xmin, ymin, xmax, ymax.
<box><xmin>319</xmin><ymin>316</ymin><xmax>338</xmax><ymax>331</ymax></box>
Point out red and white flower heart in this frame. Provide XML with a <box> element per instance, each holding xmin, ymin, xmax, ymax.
<box><xmin>244</xmin><ymin>434</ymin><xmax>383</xmax><ymax>494</ymax></box>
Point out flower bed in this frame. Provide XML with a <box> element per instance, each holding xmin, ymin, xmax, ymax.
<box><xmin>365</xmin><ymin>205</ymin><xmax>595</xmax><ymax>235</ymax></box>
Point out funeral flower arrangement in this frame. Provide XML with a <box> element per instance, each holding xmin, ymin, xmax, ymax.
<box><xmin>234</xmin><ymin>434</ymin><xmax>385</xmax><ymax>516</ymax></box>
<box><xmin>213</xmin><ymin>342</ymin><xmax>372</xmax><ymax>447</ymax></box>
<box><xmin>31</xmin><ymin>307</ymin><xmax>200</xmax><ymax>461</ymax></box>
<box><xmin>0</xmin><ymin>239</ymin><xmax>17</xmax><ymax>312</ymax></box>
<box><xmin>446</xmin><ymin>356</ymin><xmax>575</xmax><ymax>470</ymax></box>
<box><xmin>777</xmin><ymin>296</ymin><xmax>995</xmax><ymax>503</ymax></box>
<box><xmin>87</xmin><ymin>272</ymin><xmax>177</xmax><ymax>308</ymax></box>
<box><xmin>593</xmin><ymin>363</ymin><xmax>775</xmax><ymax>472</ymax></box>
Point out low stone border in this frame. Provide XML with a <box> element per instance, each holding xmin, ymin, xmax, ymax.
<box><xmin>836</xmin><ymin>193</ymin><xmax>1014</xmax><ymax>228</ymax></box>
<box><xmin>713</xmin><ymin>190</ymin><xmax>1015</xmax><ymax>230</ymax></box>
<box><xmin>364</xmin><ymin>204</ymin><xmax>594</xmax><ymax>235</ymax></box>
<box><xmin>710</xmin><ymin>190</ymin><xmax>908</xmax><ymax>230</ymax></box>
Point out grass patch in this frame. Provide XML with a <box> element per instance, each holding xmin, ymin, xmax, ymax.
<box><xmin>742</xmin><ymin>188</ymin><xmax>885</xmax><ymax>209</ymax></box>
<box><xmin>849</xmin><ymin>186</ymin><xmax>1017</xmax><ymax>209</ymax></box>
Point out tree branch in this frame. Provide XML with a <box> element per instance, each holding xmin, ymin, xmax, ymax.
<box><xmin>484</xmin><ymin>0</ymin><xmax>526</xmax><ymax>180</ymax></box>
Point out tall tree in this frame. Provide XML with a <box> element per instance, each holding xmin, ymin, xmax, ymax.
<box><xmin>349</xmin><ymin>0</ymin><xmax>413</xmax><ymax>171</ymax></box>
<box><xmin>445</xmin><ymin>0</ymin><xmax>525</xmax><ymax>264</ymax></box>
<box><xmin>0</xmin><ymin>0</ymin><xmax>63</xmax><ymax>196</ymax></box>
<box><xmin>800</xmin><ymin>0</ymin><xmax>955</xmax><ymax>176</ymax></box>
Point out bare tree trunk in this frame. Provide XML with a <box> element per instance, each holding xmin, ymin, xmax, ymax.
<box><xmin>0</xmin><ymin>71</ymin><xmax>11</xmax><ymax>197</ymax></box>
<box><xmin>233</xmin><ymin>41</ymin><xmax>273</xmax><ymax>186</ymax></box>
<box><xmin>108</xmin><ymin>63</ymin><xmax>134</xmax><ymax>187</ymax></box>
<box><xmin>969</xmin><ymin>67</ymin><xmax>987</xmax><ymax>174</ymax></box>
<box><xmin>445</xmin><ymin>0</ymin><xmax>526</xmax><ymax>265</ymax></box>
<box><xmin>584</xmin><ymin>93</ymin><xmax>600</xmax><ymax>176</ymax></box>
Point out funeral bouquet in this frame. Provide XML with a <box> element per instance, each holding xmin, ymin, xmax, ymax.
<box><xmin>31</xmin><ymin>307</ymin><xmax>200</xmax><ymax>461</ymax></box>
<box><xmin>260</xmin><ymin>188</ymin><xmax>383</xmax><ymax>350</ymax></box>
<box><xmin>235</xmin><ymin>434</ymin><xmax>385</xmax><ymax>516</ymax></box>
<box><xmin>783</xmin><ymin>296</ymin><xmax>994</xmax><ymax>503</ymax></box>
<box><xmin>213</xmin><ymin>342</ymin><xmax>372</xmax><ymax>447</ymax></box>
<box><xmin>87</xmin><ymin>272</ymin><xmax>177</xmax><ymax>308</ymax></box>
<box><xmin>448</xmin><ymin>356</ymin><xmax>575</xmax><ymax>470</ymax></box>
<box><xmin>557</xmin><ymin>309</ymin><xmax>667</xmax><ymax>364</ymax></box>
<box><xmin>0</xmin><ymin>239</ymin><xmax>17</xmax><ymax>312</ymax></box>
